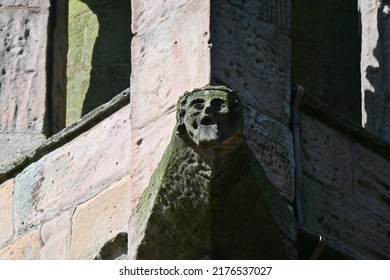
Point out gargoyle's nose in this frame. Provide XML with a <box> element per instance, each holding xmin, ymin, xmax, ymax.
<box><xmin>200</xmin><ymin>115</ymin><xmax>214</xmax><ymax>125</ymax></box>
<box><xmin>204</xmin><ymin>106</ymin><xmax>211</xmax><ymax>114</ymax></box>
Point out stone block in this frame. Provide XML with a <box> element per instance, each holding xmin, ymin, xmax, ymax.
<box><xmin>0</xmin><ymin>7</ymin><xmax>48</xmax><ymax>133</ymax></box>
<box><xmin>300</xmin><ymin>115</ymin><xmax>390</xmax><ymax>259</ymax></box>
<box><xmin>214</xmin><ymin>0</ymin><xmax>290</xmax><ymax>34</ymax></box>
<box><xmin>0</xmin><ymin>179</ymin><xmax>14</xmax><ymax>248</ymax></box>
<box><xmin>130</xmin><ymin>112</ymin><xmax>176</xmax><ymax>210</ymax></box>
<box><xmin>354</xmin><ymin>144</ymin><xmax>390</xmax><ymax>218</ymax></box>
<box><xmin>13</xmin><ymin>105</ymin><xmax>131</xmax><ymax>236</ymax></box>
<box><xmin>0</xmin><ymin>230</ymin><xmax>41</xmax><ymax>260</ymax></box>
<box><xmin>244</xmin><ymin>107</ymin><xmax>295</xmax><ymax>202</ymax></box>
<box><xmin>40</xmin><ymin>211</ymin><xmax>70</xmax><ymax>260</ymax></box>
<box><xmin>211</xmin><ymin>1</ymin><xmax>291</xmax><ymax>126</ymax></box>
<box><xmin>303</xmin><ymin>176</ymin><xmax>390</xmax><ymax>259</ymax></box>
<box><xmin>0</xmin><ymin>0</ymin><xmax>50</xmax><ymax>8</ymax></box>
<box><xmin>70</xmin><ymin>175</ymin><xmax>131</xmax><ymax>259</ymax></box>
<box><xmin>130</xmin><ymin>0</ymin><xmax>210</xmax><ymax>129</ymax></box>
<box><xmin>0</xmin><ymin>133</ymin><xmax>46</xmax><ymax>176</ymax></box>
<box><xmin>131</xmin><ymin>0</ymin><xmax>194</xmax><ymax>34</ymax></box>
<box><xmin>301</xmin><ymin>113</ymin><xmax>354</xmax><ymax>195</ymax></box>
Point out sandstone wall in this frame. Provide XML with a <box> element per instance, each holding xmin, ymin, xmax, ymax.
<box><xmin>0</xmin><ymin>0</ymin><xmax>67</xmax><ymax>174</ymax></box>
<box><xmin>129</xmin><ymin>0</ymin><xmax>211</xmax><ymax>210</ymax></box>
<box><xmin>0</xmin><ymin>0</ymin><xmax>50</xmax><ymax>174</ymax></box>
<box><xmin>0</xmin><ymin>91</ymin><xmax>131</xmax><ymax>259</ymax></box>
<box><xmin>300</xmin><ymin>96</ymin><xmax>390</xmax><ymax>259</ymax></box>
<box><xmin>0</xmin><ymin>0</ymin><xmax>49</xmax><ymax>134</ymax></box>
<box><xmin>210</xmin><ymin>0</ymin><xmax>294</xmax><ymax>201</ymax></box>
<box><xmin>66</xmin><ymin>0</ymin><xmax>131</xmax><ymax>126</ymax></box>
<box><xmin>130</xmin><ymin>0</ymin><xmax>295</xmax><ymax>217</ymax></box>
<box><xmin>0</xmin><ymin>0</ymin><xmax>389</xmax><ymax>260</ymax></box>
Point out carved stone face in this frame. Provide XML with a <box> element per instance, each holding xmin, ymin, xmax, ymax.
<box><xmin>177</xmin><ymin>86</ymin><xmax>244</xmax><ymax>150</ymax></box>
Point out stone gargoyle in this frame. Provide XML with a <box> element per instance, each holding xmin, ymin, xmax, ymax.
<box><xmin>128</xmin><ymin>85</ymin><xmax>296</xmax><ymax>259</ymax></box>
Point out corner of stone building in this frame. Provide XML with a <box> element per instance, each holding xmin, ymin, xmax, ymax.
<box><xmin>209</xmin><ymin>0</ymin><xmax>294</xmax><ymax>202</ymax></box>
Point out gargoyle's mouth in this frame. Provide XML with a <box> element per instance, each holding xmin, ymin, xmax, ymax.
<box><xmin>196</xmin><ymin>123</ymin><xmax>219</xmax><ymax>149</ymax></box>
<box><xmin>200</xmin><ymin>115</ymin><xmax>214</xmax><ymax>125</ymax></box>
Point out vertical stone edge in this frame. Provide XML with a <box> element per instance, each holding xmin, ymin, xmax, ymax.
<box><xmin>46</xmin><ymin>0</ymin><xmax>68</xmax><ymax>135</ymax></box>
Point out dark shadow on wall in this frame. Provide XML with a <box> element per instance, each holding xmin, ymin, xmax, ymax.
<box><xmin>363</xmin><ymin>48</ymin><xmax>382</xmax><ymax>134</ymax></box>
<box><xmin>364</xmin><ymin>1</ymin><xmax>390</xmax><ymax>137</ymax></box>
<box><xmin>80</xmin><ymin>0</ymin><xmax>131</xmax><ymax>116</ymax></box>
<box><xmin>379</xmin><ymin>0</ymin><xmax>390</xmax><ymax>139</ymax></box>
<box><xmin>47</xmin><ymin>0</ymin><xmax>68</xmax><ymax>135</ymax></box>
<box><xmin>291</xmin><ymin>0</ymin><xmax>361</xmax><ymax>123</ymax></box>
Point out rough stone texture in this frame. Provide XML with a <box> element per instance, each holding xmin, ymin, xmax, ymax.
<box><xmin>301</xmin><ymin>115</ymin><xmax>354</xmax><ymax>195</ymax></box>
<box><xmin>130</xmin><ymin>112</ymin><xmax>176</xmax><ymax>210</ymax></box>
<box><xmin>131</xmin><ymin>0</ymin><xmax>193</xmax><ymax>34</ymax></box>
<box><xmin>244</xmin><ymin>107</ymin><xmax>295</xmax><ymax>201</ymax></box>
<box><xmin>0</xmin><ymin>1</ymin><xmax>67</xmax><ymax>173</ymax></box>
<box><xmin>66</xmin><ymin>0</ymin><xmax>131</xmax><ymax>126</ymax></box>
<box><xmin>0</xmin><ymin>230</ymin><xmax>41</xmax><ymax>260</ymax></box>
<box><xmin>130</xmin><ymin>0</ymin><xmax>210</xmax><ymax>129</ymax></box>
<box><xmin>355</xmin><ymin>143</ymin><xmax>390</xmax><ymax>248</ymax></box>
<box><xmin>210</xmin><ymin>0</ymin><xmax>294</xmax><ymax>201</ymax></box>
<box><xmin>0</xmin><ymin>179</ymin><xmax>14</xmax><ymax>248</ymax></box>
<box><xmin>0</xmin><ymin>0</ymin><xmax>50</xmax><ymax>7</ymax></box>
<box><xmin>0</xmin><ymin>5</ymin><xmax>49</xmax><ymax>133</ymax></box>
<box><xmin>211</xmin><ymin>1</ymin><xmax>291</xmax><ymax>126</ymax></box>
<box><xmin>40</xmin><ymin>211</ymin><xmax>70</xmax><ymax>260</ymax></box>
<box><xmin>301</xmin><ymin>112</ymin><xmax>390</xmax><ymax>259</ymax></box>
<box><xmin>0</xmin><ymin>133</ymin><xmax>46</xmax><ymax>176</ymax></box>
<box><xmin>291</xmin><ymin>0</ymin><xmax>361</xmax><ymax>123</ymax></box>
<box><xmin>70</xmin><ymin>175</ymin><xmax>131</xmax><ymax>260</ymax></box>
<box><xmin>132</xmin><ymin>0</ymin><xmax>289</xmax><ymax>35</ymax></box>
<box><xmin>0</xmin><ymin>0</ymin><xmax>388</xmax><ymax>262</ymax></box>
<box><xmin>249</xmin><ymin>0</ymin><xmax>290</xmax><ymax>33</ymax></box>
<box><xmin>13</xmin><ymin>105</ymin><xmax>131</xmax><ymax>237</ymax></box>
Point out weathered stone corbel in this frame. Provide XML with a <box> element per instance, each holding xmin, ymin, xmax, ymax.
<box><xmin>128</xmin><ymin>85</ymin><xmax>296</xmax><ymax>259</ymax></box>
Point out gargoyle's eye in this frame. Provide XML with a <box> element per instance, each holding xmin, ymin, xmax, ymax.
<box><xmin>190</xmin><ymin>99</ymin><xmax>205</xmax><ymax>110</ymax></box>
<box><xmin>211</xmin><ymin>98</ymin><xmax>226</xmax><ymax>111</ymax></box>
<box><xmin>193</xmin><ymin>103</ymin><xmax>204</xmax><ymax>110</ymax></box>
